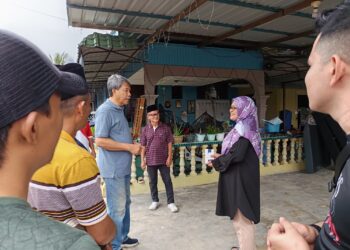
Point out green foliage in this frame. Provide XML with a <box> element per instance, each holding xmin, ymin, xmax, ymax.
<box><xmin>49</xmin><ymin>52</ymin><xmax>68</xmax><ymax>65</ymax></box>
<box><xmin>173</xmin><ymin>123</ymin><xmax>184</xmax><ymax>136</ymax></box>
<box><xmin>206</xmin><ymin>124</ymin><xmax>219</xmax><ymax>134</ymax></box>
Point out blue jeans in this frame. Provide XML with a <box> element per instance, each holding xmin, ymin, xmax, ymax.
<box><xmin>104</xmin><ymin>176</ymin><xmax>131</xmax><ymax>250</ymax></box>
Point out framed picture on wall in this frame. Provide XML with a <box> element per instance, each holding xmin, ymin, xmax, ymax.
<box><xmin>187</xmin><ymin>100</ymin><xmax>195</xmax><ymax>113</ymax></box>
<box><xmin>175</xmin><ymin>100</ymin><xmax>182</xmax><ymax>108</ymax></box>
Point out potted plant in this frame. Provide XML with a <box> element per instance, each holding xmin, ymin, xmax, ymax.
<box><xmin>196</xmin><ymin>128</ymin><xmax>206</xmax><ymax>142</ymax></box>
<box><xmin>173</xmin><ymin>123</ymin><xmax>184</xmax><ymax>144</ymax></box>
<box><xmin>206</xmin><ymin>125</ymin><xmax>218</xmax><ymax>141</ymax></box>
<box><xmin>216</xmin><ymin>125</ymin><xmax>225</xmax><ymax>141</ymax></box>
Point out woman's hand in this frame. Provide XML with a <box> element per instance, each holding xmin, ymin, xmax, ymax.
<box><xmin>212</xmin><ymin>153</ymin><xmax>221</xmax><ymax>159</ymax></box>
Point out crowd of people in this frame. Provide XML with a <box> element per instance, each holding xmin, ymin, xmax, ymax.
<box><xmin>1</xmin><ymin>1</ymin><xmax>350</xmax><ymax>249</ymax></box>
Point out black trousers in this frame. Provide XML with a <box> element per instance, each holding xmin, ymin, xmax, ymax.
<box><xmin>147</xmin><ymin>164</ymin><xmax>175</xmax><ymax>204</ymax></box>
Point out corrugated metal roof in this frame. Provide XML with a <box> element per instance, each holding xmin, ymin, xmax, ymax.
<box><xmin>67</xmin><ymin>0</ymin><xmax>341</xmax><ymax>48</ymax></box>
<box><xmin>67</xmin><ymin>0</ymin><xmax>345</xmax><ymax>87</ymax></box>
<box><xmin>78</xmin><ymin>32</ymin><xmax>140</xmax><ymax>88</ymax></box>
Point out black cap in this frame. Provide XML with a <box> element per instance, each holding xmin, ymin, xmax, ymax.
<box><xmin>146</xmin><ymin>104</ymin><xmax>158</xmax><ymax>113</ymax></box>
<box><xmin>0</xmin><ymin>29</ymin><xmax>87</xmax><ymax>128</ymax></box>
<box><xmin>56</xmin><ymin>63</ymin><xmax>89</xmax><ymax>100</ymax></box>
<box><xmin>56</xmin><ymin>63</ymin><xmax>86</xmax><ymax>80</ymax></box>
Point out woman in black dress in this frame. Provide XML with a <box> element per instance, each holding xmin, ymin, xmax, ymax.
<box><xmin>208</xmin><ymin>96</ymin><xmax>261</xmax><ymax>250</ymax></box>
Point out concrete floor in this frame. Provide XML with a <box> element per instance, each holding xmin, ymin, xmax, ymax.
<box><xmin>127</xmin><ymin>169</ymin><xmax>333</xmax><ymax>250</ymax></box>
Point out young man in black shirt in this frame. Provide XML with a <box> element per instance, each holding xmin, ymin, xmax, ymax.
<box><xmin>267</xmin><ymin>2</ymin><xmax>350</xmax><ymax>249</ymax></box>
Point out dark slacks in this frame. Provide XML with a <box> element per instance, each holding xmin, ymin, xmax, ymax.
<box><xmin>147</xmin><ymin>164</ymin><xmax>175</xmax><ymax>204</ymax></box>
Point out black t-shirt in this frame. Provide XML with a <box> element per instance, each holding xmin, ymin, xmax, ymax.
<box><xmin>315</xmin><ymin>136</ymin><xmax>350</xmax><ymax>249</ymax></box>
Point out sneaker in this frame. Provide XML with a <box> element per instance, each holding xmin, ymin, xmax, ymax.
<box><xmin>168</xmin><ymin>203</ymin><xmax>178</xmax><ymax>213</ymax></box>
<box><xmin>148</xmin><ymin>201</ymin><xmax>159</xmax><ymax>210</ymax></box>
<box><xmin>121</xmin><ymin>237</ymin><xmax>139</xmax><ymax>248</ymax></box>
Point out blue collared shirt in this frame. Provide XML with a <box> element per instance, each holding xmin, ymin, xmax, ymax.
<box><xmin>95</xmin><ymin>99</ymin><xmax>132</xmax><ymax>178</ymax></box>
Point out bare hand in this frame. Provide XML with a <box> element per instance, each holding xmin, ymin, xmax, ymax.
<box><xmin>166</xmin><ymin>157</ymin><xmax>172</xmax><ymax>167</ymax></box>
<box><xmin>141</xmin><ymin>160</ymin><xmax>146</xmax><ymax>170</ymax></box>
<box><xmin>91</xmin><ymin>150</ymin><xmax>96</xmax><ymax>158</ymax></box>
<box><xmin>130</xmin><ymin>143</ymin><xmax>141</xmax><ymax>155</ymax></box>
<box><xmin>212</xmin><ymin>153</ymin><xmax>221</xmax><ymax>159</ymax></box>
<box><xmin>291</xmin><ymin>222</ymin><xmax>319</xmax><ymax>246</ymax></box>
<box><xmin>104</xmin><ymin>244</ymin><xmax>113</xmax><ymax>250</ymax></box>
<box><xmin>267</xmin><ymin>217</ymin><xmax>311</xmax><ymax>250</ymax></box>
<box><xmin>207</xmin><ymin>161</ymin><xmax>213</xmax><ymax>167</ymax></box>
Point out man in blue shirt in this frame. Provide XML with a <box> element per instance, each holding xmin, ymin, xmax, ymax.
<box><xmin>95</xmin><ymin>74</ymin><xmax>141</xmax><ymax>250</ymax></box>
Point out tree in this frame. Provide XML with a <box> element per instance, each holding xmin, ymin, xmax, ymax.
<box><xmin>49</xmin><ymin>52</ymin><xmax>68</xmax><ymax>65</ymax></box>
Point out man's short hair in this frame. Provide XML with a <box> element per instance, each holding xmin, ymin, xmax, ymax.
<box><xmin>316</xmin><ymin>2</ymin><xmax>350</xmax><ymax>63</ymax></box>
<box><xmin>107</xmin><ymin>74</ymin><xmax>131</xmax><ymax>97</ymax></box>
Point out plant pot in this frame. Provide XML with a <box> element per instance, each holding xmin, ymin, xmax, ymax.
<box><xmin>196</xmin><ymin>133</ymin><xmax>206</xmax><ymax>142</ymax></box>
<box><xmin>216</xmin><ymin>132</ymin><xmax>225</xmax><ymax>141</ymax></box>
<box><xmin>184</xmin><ymin>134</ymin><xmax>195</xmax><ymax>142</ymax></box>
<box><xmin>173</xmin><ymin>135</ymin><xmax>184</xmax><ymax>144</ymax></box>
<box><xmin>207</xmin><ymin>134</ymin><xmax>216</xmax><ymax>141</ymax></box>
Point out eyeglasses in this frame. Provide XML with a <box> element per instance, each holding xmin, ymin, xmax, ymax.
<box><xmin>148</xmin><ymin>113</ymin><xmax>159</xmax><ymax>116</ymax></box>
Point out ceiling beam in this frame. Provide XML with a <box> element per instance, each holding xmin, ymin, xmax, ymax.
<box><xmin>265</xmin><ymin>29</ymin><xmax>314</xmax><ymax>45</ymax></box>
<box><xmin>198</xmin><ymin>0</ymin><xmax>312</xmax><ymax>47</ymax></box>
<box><xmin>213</xmin><ymin>0</ymin><xmax>312</xmax><ymax>19</ymax></box>
<box><xmin>71</xmin><ymin>22</ymin><xmax>154</xmax><ymax>35</ymax></box>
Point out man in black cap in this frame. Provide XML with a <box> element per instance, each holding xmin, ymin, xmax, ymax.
<box><xmin>0</xmin><ymin>30</ymin><xmax>99</xmax><ymax>249</ymax></box>
<box><xmin>56</xmin><ymin>63</ymin><xmax>96</xmax><ymax>156</ymax></box>
<box><xmin>140</xmin><ymin>104</ymin><xmax>178</xmax><ymax>212</ymax></box>
<box><xmin>28</xmin><ymin>63</ymin><xmax>116</xmax><ymax>248</ymax></box>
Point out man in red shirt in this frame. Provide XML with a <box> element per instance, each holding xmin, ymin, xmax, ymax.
<box><xmin>140</xmin><ymin>105</ymin><xmax>178</xmax><ymax>212</ymax></box>
<box><xmin>78</xmin><ymin>122</ymin><xmax>97</xmax><ymax>158</ymax></box>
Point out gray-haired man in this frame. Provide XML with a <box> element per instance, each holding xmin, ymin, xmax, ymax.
<box><xmin>95</xmin><ymin>74</ymin><xmax>141</xmax><ymax>250</ymax></box>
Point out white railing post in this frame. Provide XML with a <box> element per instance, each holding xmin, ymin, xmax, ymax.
<box><xmin>290</xmin><ymin>138</ymin><xmax>297</xmax><ymax>164</ymax></box>
<box><xmin>201</xmin><ymin>144</ymin><xmax>208</xmax><ymax>174</ymax></box>
<box><xmin>281</xmin><ymin>138</ymin><xmax>288</xmax><ymax>164</ymax></box>
<box><xmin>212</xmin><ymin>144</ymin><xmax>218</xmax><ymax>154</ymax></box>
<box><xmin>190</xmin><ymin>145</ymin><xmax>197</xmax><ymax>176</ymax></box>
<box><xmin>179</xmin><ymin>146</ymin><xmax>185</xmax><ymax>176</ymax></box>
<box><xmin>273</xmin><ymin>139</ymin><xmax>280</xmax><ymax>166</ymax></box>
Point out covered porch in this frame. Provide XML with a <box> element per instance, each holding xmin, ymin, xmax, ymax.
<box><xmin>127</xmin><ymin>134</ymin><xmax>304</xmax><ymax>194</ymax></box>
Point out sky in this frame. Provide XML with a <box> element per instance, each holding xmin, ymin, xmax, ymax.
<box><xmin>0</xmin><ymin>0</ymin><xmax>110</xmax><ymax>62</ymax></box>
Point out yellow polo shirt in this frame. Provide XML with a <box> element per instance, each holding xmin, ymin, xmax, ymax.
<box><xmin>28</xmin><ymin>130</ymin><xmax>107</xmax><ymax>227</ymax></box>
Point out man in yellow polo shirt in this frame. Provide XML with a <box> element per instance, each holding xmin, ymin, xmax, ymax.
<box><xmin>28</xmin><ymin>63</ymin><xmax>116</xmax><ymax>248</ymax></box>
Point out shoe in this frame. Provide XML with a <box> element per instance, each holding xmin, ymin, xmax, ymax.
<box><xmin>148</xmin><ymin>201</ymin><xmax>159</xmax><ymax>210</ymax></box>
<box><xmin>168</xmin><ymin>203</ymin><xmax>178</xmax><ymax>213</ymax></box>
<box><xmin>121</xmin><ymin>237</ymin><xmax>139</xmax><ymax>248</ymax></box>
